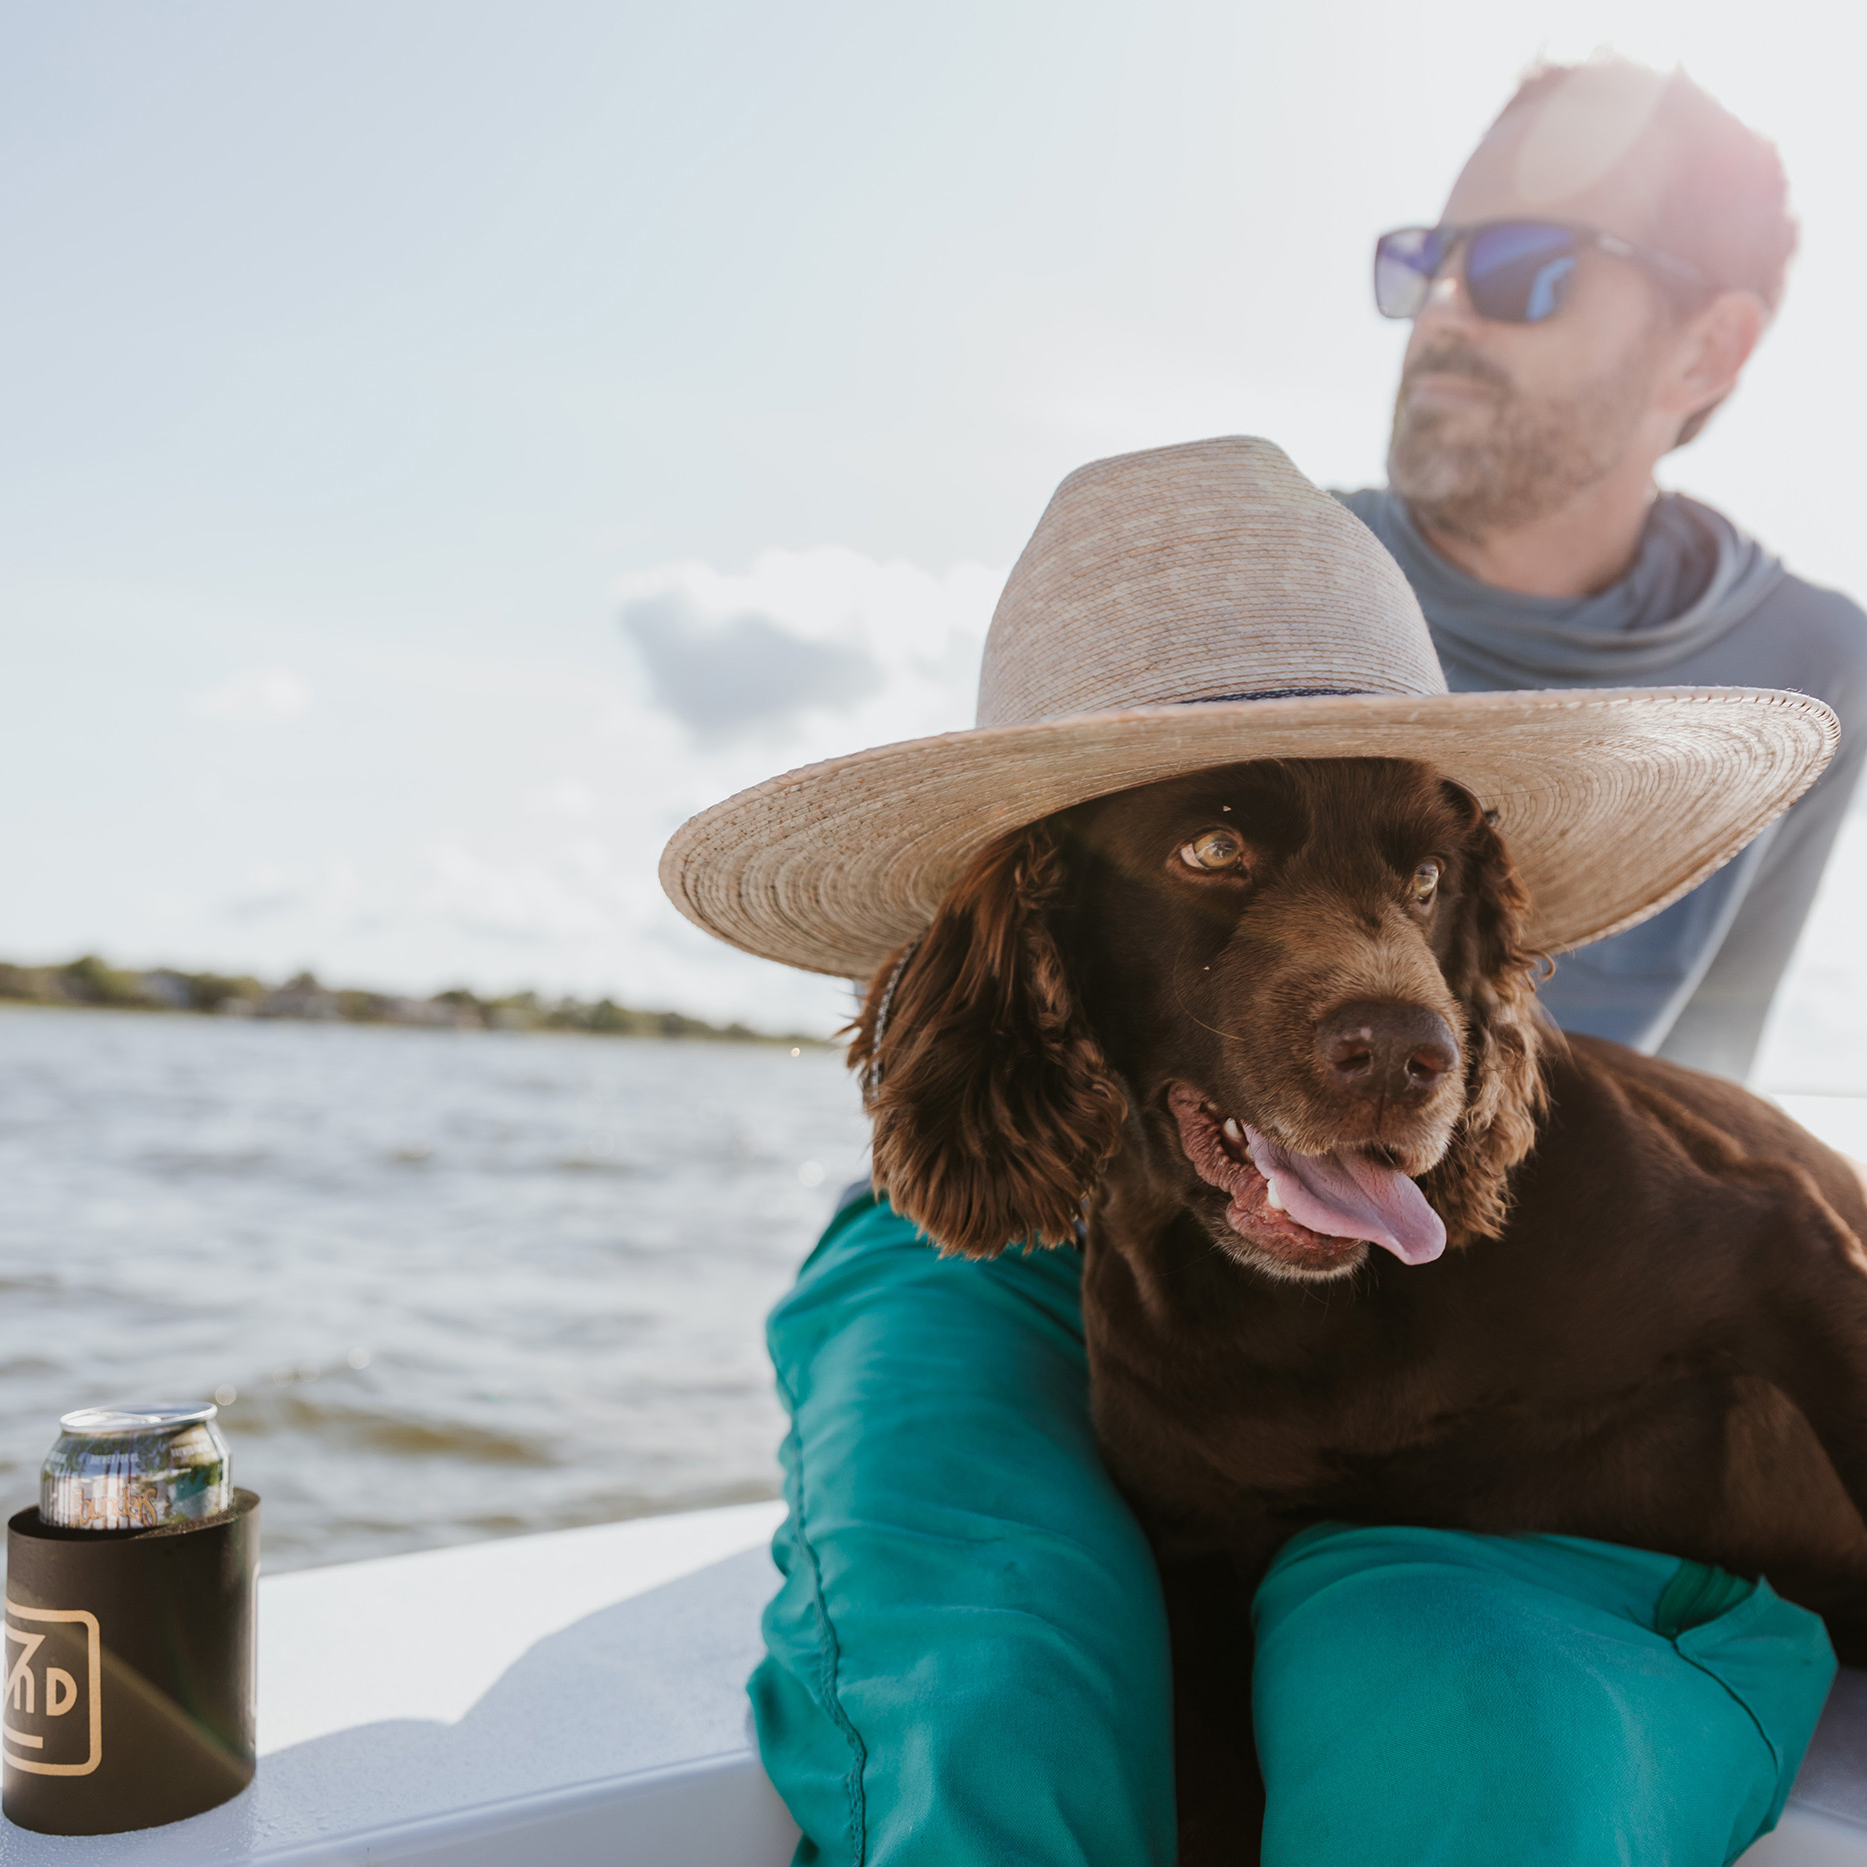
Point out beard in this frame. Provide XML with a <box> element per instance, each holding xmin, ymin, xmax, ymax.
<box><xmin>1386</xmin><ymin>334</ymin><xmax>1660</xmax><ymax>541</ymax></box>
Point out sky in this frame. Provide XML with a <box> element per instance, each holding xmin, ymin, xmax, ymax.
<box><xmin>4</xmin><ymin>0</ymin><xmax>1865</xmax><ymax>1071</ymax></box>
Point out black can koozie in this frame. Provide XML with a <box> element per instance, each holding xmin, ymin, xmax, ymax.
<box><xmin>3</xmin><ymin>1489</ymin><xmax>258</xmax><ymax>1834</ymax></box>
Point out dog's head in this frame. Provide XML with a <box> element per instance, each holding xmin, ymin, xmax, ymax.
<box><xmin>852</xmin><ymin>758</ymin><xmax>1548</xmax><ymax>1281</ymax></box>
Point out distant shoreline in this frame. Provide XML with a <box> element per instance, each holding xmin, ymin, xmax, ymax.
<box><xmin>0</xmin><ymin>956</ymin><xmax>828</xmax><ymax>1047</ymax></box>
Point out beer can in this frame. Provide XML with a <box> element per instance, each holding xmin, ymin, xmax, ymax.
<box><xmin>39</xmin><ymin>1405</ymin><xmax>232</xmax><ymax>1532</ymax></box>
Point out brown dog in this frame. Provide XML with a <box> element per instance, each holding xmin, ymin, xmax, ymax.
<box><xmin>853</xmin><ymin>756</ymin><xmax>1867</xmax><ymax>1858</ymax></box>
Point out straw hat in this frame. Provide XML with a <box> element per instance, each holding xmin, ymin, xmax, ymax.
<box><xmin>660</xmin><ymin>437</ymin><xmax>1836</xmax><ymax>979</ymax></box>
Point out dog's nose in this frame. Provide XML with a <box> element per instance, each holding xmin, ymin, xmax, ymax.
<box><xmin>1314</xmin><ymin>999</ymin><xmax>1460</xmax><ymax>1103</ymax></box>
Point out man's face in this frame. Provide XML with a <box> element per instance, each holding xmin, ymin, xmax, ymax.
<box><xmin>1388</xmin><ymin>78</ymin><xmax>1683</xmax><ymax>540</ymax></box>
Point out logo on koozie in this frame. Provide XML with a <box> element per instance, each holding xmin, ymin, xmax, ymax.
<box><xmin>3</xmin><ymin>1599</ymin><xmax>102</xmax><ymax>1777</ymax></box>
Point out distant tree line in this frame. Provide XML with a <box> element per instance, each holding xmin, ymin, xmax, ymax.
<box><xmin>0</xmin><ymin>956</ymin><xmax>822</xmax><ymax>1046</ymax></box>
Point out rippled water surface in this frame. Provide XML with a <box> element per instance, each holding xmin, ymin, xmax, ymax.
<box><xmin>6</xmin><ymin>993</ymin><xmax>1861</xmax><ymax>1579</ymax></box>
<box><xmin>0</xmin><ymin>1007</ymin><xmax>869</xmax><ymax>1571</ymax></box>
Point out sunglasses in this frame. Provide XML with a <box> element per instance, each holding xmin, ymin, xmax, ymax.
<box><xmin>1374</xmin><ymin>220</ymin><xmax>1711</xmax><ymax>325</ymax></box>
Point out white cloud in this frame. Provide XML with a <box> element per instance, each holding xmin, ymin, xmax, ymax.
<box><xmin>235</xmin><ymin>545</ymin><xmax>1001</xmax><ymax>1025</ymax></box>
<box><xmin>1754</xmin><ymin>808</ymin><xmax>1867</xmax><ymax>1096</ymax></box>
<box><xmin>219</xmin><ymin>856</ymin><xmax>359</xmax><ymax>925</ymax></box>
<box><xmin>192</xmin><ymin>668</ymin><xmax>315</xmax><ymax>722</ymax></box>
<box><xmin>622</xmin><ymin>590</ymin><xmax>884</xmax><ymax>737</ymax></box>
<box><xmin>528</xmin><ymin>778</ymin><xmax>598</xmax><ymax>821</ymax></box>
<box><xmin>613</xmin><ymin>546</ymin><xmax>1002</xmax><ymax>755</ymax></box>
<box><xmin>421</xmin><ymin>839</ymin><xmax>624</xmax><ymax>944</ymax></box>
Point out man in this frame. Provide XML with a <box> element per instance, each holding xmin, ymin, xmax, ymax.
<box><xmin>1349</xmin><ymin>58</ymin><xmax>1865</xmax><ymax>1079</ymax></box>
<box><xmin>749</xmin><ymin>59</ymin><xmax>1867</xmax><ymax>1867</ymax></box>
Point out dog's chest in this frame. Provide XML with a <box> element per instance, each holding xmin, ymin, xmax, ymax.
<box><xmin>1080</xmin><ymin>1242</ymin><xmax>1742</xmax><ymax>1554</ymax></box>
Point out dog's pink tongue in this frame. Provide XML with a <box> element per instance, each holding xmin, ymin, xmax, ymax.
<box><xmin>1243</xmin><ymin>1126</ymin><xmax>1446</xmax><ymax>1265</ymax></box>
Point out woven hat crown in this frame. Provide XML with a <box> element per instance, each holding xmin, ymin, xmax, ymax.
<box><xmin>977</xmin><ymin>436</ymin><xmax>1447</xmax><ymax>727</ymax></box>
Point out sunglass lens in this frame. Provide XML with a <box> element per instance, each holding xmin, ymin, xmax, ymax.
<box><xmin>1465</xmin><ymin>222</ymin><xmax>1577</xmax><ymax>323</ymax></box>
<box><xmin>1373</xmin><ymin>227</ymin><xmax>1445</xmax><ymax>320</ymax></box>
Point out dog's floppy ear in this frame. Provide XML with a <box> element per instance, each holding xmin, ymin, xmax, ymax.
<box><xmin>1422</xmin><ymin>791</ymin><xmax>1551</xmax><ymax>1246</ymax></box>
<box><xmin>850</xmin><ymin>821</ymin><xmax>1126</xmax><ymax>1258</ymax></box>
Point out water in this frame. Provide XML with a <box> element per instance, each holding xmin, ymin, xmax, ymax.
<box><xmin>0</xmin><ymin>1006</ymin><xmax>869</xmax><ymax>1572</ymax></box>
<box><xmin>2</xmin><ymin>998</ymin><xmax>1860</xmax><ymax>1580</ymax></box>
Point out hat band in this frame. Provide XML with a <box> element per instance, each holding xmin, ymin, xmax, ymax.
<box><xmin>1184</xmin><ymin>687</ymin><xmax>1377</xmax><ymax>704</ymax></box>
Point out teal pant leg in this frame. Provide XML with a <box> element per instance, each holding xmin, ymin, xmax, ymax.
<box><xmin>1252</xmin><ymin>1524</ymin><xmax>1837</xmax><ymax>1867</ymax></box>
<box><xmin>751</xmin><ymin>1193</ymin><xmax>1175</xmax><ymax>1867</ymax></box>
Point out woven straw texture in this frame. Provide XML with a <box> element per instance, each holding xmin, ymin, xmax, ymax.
<box><xmin>979</xmin><ymin>437</ymin><xmax>1444</xmax><ymax>723</ymax></box>
<box><xmin>660</xmin><ymin>438</ymin><xmax>1838</xmax><ymax>979</ymax></box>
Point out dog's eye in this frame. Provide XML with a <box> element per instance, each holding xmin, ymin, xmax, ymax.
<box><xmin>1179</xmin><ymin>828</ymin><xmax>1246</xmax><ymax>873</ymax></box>
<box><xmin>1410</xmin><ymin>859</ymin><xmax>1441</xmax><ymax>905</ymax></box>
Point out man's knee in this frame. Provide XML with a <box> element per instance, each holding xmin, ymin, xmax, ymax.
<box><xmin>1251</xmin><ymin>1535</ymin><xmax>1800</xmax><ymax>1867</ymax></box>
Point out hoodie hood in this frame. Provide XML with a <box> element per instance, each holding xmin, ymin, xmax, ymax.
<box><xmin>1340</xmin><ymin>488</ymin><xmax>1787</xmax><ymax>689</ymax></box>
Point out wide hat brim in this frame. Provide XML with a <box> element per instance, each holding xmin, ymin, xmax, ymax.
<box><xmin>660</xmin><ymin>685</ymin><xmax>1837</xmax><ymax>980</ymax></box>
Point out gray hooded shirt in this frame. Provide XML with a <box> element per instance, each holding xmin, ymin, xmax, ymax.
<box><xmin>1340</xmin><ymin>488</ymin><xmax>1867</xmax><ymax>1082</ymax></box>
